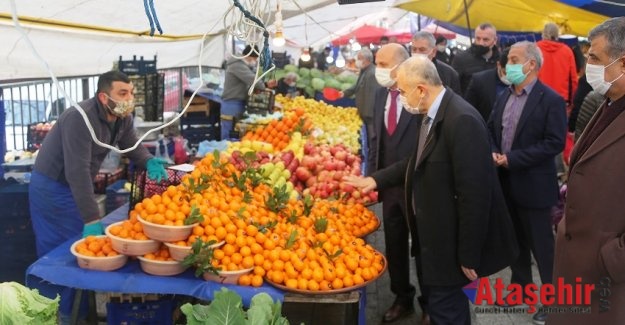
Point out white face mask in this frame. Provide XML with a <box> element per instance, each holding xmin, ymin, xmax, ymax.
<box><xmin>586</xmin><ymin>57</ymin><xmax>624</xmax><ymax>95</ymax></box>
<box><xmin>375</xmin><ymin>65</ymin><xmax>397</xmax><ymax>87</ymax></box>
<box><xmin>105</xmin><ymin>94</ymin><xmax>135</xmax><ymax>117</ymax></box>
<box><xmin>399</xmin><ymin>87</ymin><xmax>424</xmax><ymax>114</ymax></box>
<box><xmin>437</xmin><ymin>45</ymin><xmax>446</xmax><ymax>53</ymax></box>
<box><xmin>411</xmin><ymin>53</ymin><xmax>430</xmax><ymax>60</ymax></box>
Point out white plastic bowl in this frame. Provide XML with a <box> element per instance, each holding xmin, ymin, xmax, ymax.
<box><xmin>137</xmin><ymin>216</ymin><xmax>197</xmax><ymax>242</ymax></box>
<box><xmin>105</xmin><ymin>221</ymin><xmax>161</xmax><ymax>256</ymax></box>
<box><xmin>137</xmin><ymin>256</ymin><xmax>188</xmax><ymax>276</ymax></box>
<box><xmin>164</xmin><ymin>241</ymin><xmax>225</xmax><ymax>262</ymax></box>
<box><xmin>70</xmin><ymin>236</ymin><xmax>128</xmax><ymax>271</ymax></box>
<box><xmin>202</xmin><ymin>267</ymin><xmax>254</xmax><ymax>284</ymax></box>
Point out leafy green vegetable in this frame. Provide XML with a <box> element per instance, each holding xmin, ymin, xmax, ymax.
<box><xmin>180</xmin><ymin>288</ymin><xmax>289</xmax><ymax>325</ymax></box>
<box><xmin>0</xmin><ymin>282</ymin><xmax>59</xmax><ymax>325</ymax></box>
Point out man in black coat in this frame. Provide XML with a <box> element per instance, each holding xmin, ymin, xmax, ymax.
<box><xmin>410</xmin><ymin>31</ymin><xmax>461</xmax><ymax>95</ymax></box>
<box><xmin>367</xmin><ymin>43</ymin><xmax>421</xmax><ymax>323</ymax></box>
<box><xmin>464</xmin><ymin>48</ymin><xmax>510</xmax><ymax>121</ymax></box>
<box><xmin>345</xmin><ymin>56</ymin><xmax>518</xmax><ymax>325</ymax></box>
<box><xmin>452</xmin><ymin>23</ymin><xmax>500</xmax><ymax>94</ymax></box>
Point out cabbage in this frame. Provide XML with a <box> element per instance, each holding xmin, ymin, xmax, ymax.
<box><xmin>310</xmin><ymin>68</ymin><xmax>322</xmax><ymax>78</ymax></box>
<box><xmin>325</xmin><ymin>79</ymin><xmax>342</xmax><ymax>90</ymax></box>
<box><xmin>311</xmin><ymin>78</ymin><xmax>326</xmax><ymax>91</ymax></box>
<box><xmin>299</xmin><ymin>67</ymin><xmax>310</xmax><ymax>78</ymax></box>
<box><xmin>284</xmin><ymin>64</ymin><xmax>298</xmax><ymax>72</ymax></box>
<box><xmin>341</xmin><ymin>83</ymin><xmax>354</xmax><ymax>91</ymax></box>
<box><xmin>273</xmin><ymin>69</ymin><xmax>286</xmax><ymax>81</ymax></box>
<box><xmin>0</xmin><ymin>282</ymin><xmax>59</xmax><ymax>325</ymax></box>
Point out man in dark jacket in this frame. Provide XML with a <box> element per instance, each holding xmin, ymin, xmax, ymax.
<box><xmin>340</xmin><ymin>48</ymin><xmax>380</xmax><ymax>171</ymax></box>
<box><xmin>464</xmin><ymin>48</ymin><xmax>510</xmax><ymax>121</ymax></box>
<box><xmin>345</xmin><ymin>56</ymin><xmax>518</xmax><ymax>325</ymax></box>
<box><xmin>452</xmin><ymin>23</ymin><xmax>500</xmax><ymax>94</ymax></box>
<box><xmin>367</xmin><ymin>43</ymin><xmax>420</xmax><ymax>323</ymax></box>
<box><xmin>410</xmin><ymin>31</ymin><xmax>461</xmax><ymax>95</ymax></box>
<box><xmin>488</xmin><ymin>41</ymin><xmax>567</xmax><ymax>324</ymax></box>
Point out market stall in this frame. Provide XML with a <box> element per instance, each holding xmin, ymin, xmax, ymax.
<box><xmin>26</xmin><ymin>95</ymin><xmax>382</xmax><ymax>323</ymax></box>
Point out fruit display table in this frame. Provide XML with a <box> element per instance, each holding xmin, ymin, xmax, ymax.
<box><xmin>25</xmin><ymin>203</ymin><xmax>368</xmax><ymax>324</ymax></box>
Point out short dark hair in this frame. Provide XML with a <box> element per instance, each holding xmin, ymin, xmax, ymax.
<box><xmin>436</xmin><ymin>36</ymin><xmax>447</xmax><ymax>45</ymax></box>
<box><xmin>380</xmin><ymin>36</ymin><xmax>389</xmax><ymax>42</ymax></box>
<box><xmin>498</xmin><ymin>48</ymin><xmax>509</xmax><ymax>66</ymax></box>
<box><xmin>243</xmin><ymin>45</ymin><xmax>260</xmax><ymax>58</ymax></box>
<box><xmin>97</xmin><ymin>70</ymin><xmax>130</xmax><ymax>93</ymax></box>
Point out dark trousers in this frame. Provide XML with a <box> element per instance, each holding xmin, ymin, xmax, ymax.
<box><xmin>508</xmin><ymin>204</ymin><xmax>555</xmax><ymax>286</ymax></box>
<box><xmin>427</xmin><ymin>284</ymin><xmax>471</xmax><ymax>325</ymax></box>
<box><xmin>382</xmin><ymin>193</ymin><xmax>416</xmax><ymax>306</ymax></box>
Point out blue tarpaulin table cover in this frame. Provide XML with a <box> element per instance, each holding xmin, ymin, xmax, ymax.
<box><xmin>25</xmin><ymin>204</ymin><xmax>283</xmax><ymax>307</ymax></box>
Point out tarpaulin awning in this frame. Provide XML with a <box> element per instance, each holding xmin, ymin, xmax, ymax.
<box><xmin>396</xmin><ymin>0</ymin><xmax>610</xmax><ymax>37</ymax></box>
<box><xmin>331</xmin><ymin>25</ymin><xmax>391</xmax><ymax>46</ymax></box>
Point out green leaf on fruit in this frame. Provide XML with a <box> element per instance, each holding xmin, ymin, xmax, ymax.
<box><xmin>185</xmin><ymin>204</ymin><xmax>205</xmax><ymax>225</ymax></box>
<box><xmin>314</xmin><ymin>217</ymin><xmax>328</xmax><ymax>233</ymax></box>
<box><xmin>285</xmin><ymin>230</ymin><xmax>298</xmax><ymax>250</ymax></box>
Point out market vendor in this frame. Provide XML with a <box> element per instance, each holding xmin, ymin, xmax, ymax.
<box><xmin>29</xmin><ymin>70</ymin><xmax>167</xmax><ymax>257</ymax></box>
<box><xmin>221</xmin><ymin>44</ymin><xmax>266</xmax><ymax>139</ymax></box>
<box><xmin>274</xmin><ymin>72</ymin><xmax>300</xmax><ymax>97</ymax></box>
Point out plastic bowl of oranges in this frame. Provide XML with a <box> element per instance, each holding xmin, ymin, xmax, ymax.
<box><xmin>105</xmin><ymin>221</ymin><xmax>161</xmax><ymax>256</ymax></box>
<box><xmin>137</xmin><ymin>245</ymin><xmax>188</xmax><ymax>276</ymax></box>
<box><xmin>202</xmin><ymin>267</ymin><xmax>254</xmax><ymax>285</ymax></box>
<box><xmin>70</xmin><ymin>235</ymin><xmax>128</xmax><ymax>271</ymax></box>
<box><xmin>137</xmin><ymin>216</ymin><xmax>197</xmax><ymax>242</ymax></box>
<box><xmin>164</xmin><ymin>240</ymin><xmax>225</xmax><ymax>262</ymax></box>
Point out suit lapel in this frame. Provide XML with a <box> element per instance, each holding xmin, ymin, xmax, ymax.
<box><xmin>415</xmin><ymin>89</ymin><xmax>452</xmax><ymax>167</ymax></box>
<box><xmin>575</xmin><ymin>103</ymin><xmax>625</xmax><ymax>166</ymax></box>
<box><xmin>394</xmin><ymin>107</ymin><xmax>413</xmax><ymax>140</ymax></box>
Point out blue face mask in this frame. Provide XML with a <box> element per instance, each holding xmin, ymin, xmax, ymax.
<box><xmin>505</xmin><ymin>61</ymin><xmax>530</xmax><ymax>85</ymax></box>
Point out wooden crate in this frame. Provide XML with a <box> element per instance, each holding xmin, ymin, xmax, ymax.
<box><xmin>182</xmin><ymin>95</ymin><xmax>210</xmax><ymax>116</ymax></box>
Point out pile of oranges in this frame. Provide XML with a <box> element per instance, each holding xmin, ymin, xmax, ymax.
<box><xmin>125</xmin><ymin>153</ymin><xmax>384</xmax><ymax>292</ymax></box>
<box><xmin>241</xmin><ymin>110</ymin><xmax>312</xmax><ymax>151</ymax></box>
<box><xmin>107</xmin><ymin>213</ymin><xmax>150</xmax><ymax>240</ymax></box>
<box><xmin>74</xmin><ymin>236</ymin><xmax>119</xmax><ymax>257</ymax></box>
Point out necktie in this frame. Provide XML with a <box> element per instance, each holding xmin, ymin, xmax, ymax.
<box><xmin>416</xmin><ymin>116</ymin><xmax>432</xmax><ymax>163</ymax></box>
<box><xmin>387</xmin><ymin>90</ymin><xmax>399</xmax><ymax>135</ymax></box>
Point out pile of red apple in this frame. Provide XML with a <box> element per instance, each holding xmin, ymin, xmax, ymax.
<box><xmin>295</xmin><ymin>142</ymin><xmax>378</xmax><ymax>204</ymax></box>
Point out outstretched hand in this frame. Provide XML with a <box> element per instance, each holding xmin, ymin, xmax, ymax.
<box><xmin>342</xmin><ymin>175</ymin><xmax>377</xmax><ymax>193</ymax></box>
<box><xmin>146</xmin><ymin>158</ymin><xmax>168</xmax><ymax>183</ymax></box>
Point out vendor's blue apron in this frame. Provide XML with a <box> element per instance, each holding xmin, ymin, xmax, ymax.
<box><xmin>220</xmin><ymin>99</ymin><xmax>245</xmax><ymax>140</ymax></box>
<box><xmin>29</xmin><ymin>170</ymin><xmax>87</xmax><ymax>318</ymax></box>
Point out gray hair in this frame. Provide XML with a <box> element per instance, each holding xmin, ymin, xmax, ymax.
<box><xmin>358</xmin><ymin>48</ymin><xmax>373</xmax><ymax>62</ymax></box>
<box><xmin>589</xmin><ymin>17</ymin><xmax>625</xmax><ymax>60</ymax></box>
<box><xmin>285</xmin><ymin>72</ymin><xmax>298</xmax><ymax>81</ymax></box>
<box><xmin>511</xmin><ymin>41</ymin><xmax>543</xmax><ymax>70</ymax></box>
<box><xmin>543</xmin><ymin>23</ymin><xmax>559</xmax><ymax>41</ymax></box>
<box><xmin>397</xmin><ymin>56</ymin><xmax>442</xmax><ymax>86</ymax></box>
<box><xmin>477</xmin><ymin>22</ymin><xmax>497</xmax><ymax>33</ymax></box>
<box><xmin>412</xmin><ymin>31</ymin><xmax>436</xmax><ymax>48</ymax></box>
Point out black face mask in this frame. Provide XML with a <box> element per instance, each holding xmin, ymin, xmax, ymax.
<box><xmin>471</xmin><ymin>44</ymin><xmax>490</xmax><ymax>56</ymax></box>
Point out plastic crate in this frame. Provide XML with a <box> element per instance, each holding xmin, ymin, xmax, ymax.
<box><xmin>245</xmin><ymin>89</ymin><xmax>275</xmax><ymax>115</ymax></box>
<box><xmin>129</xmin><ymin>168</ymin><xmax>186</xmax><ymax>210</ymax></box>
<box><xmin>106</xmin><ymin>179</ymin><xmax>130</xmax><ymax>214</ymax></box>
<box><xmin>26</xmin><ymin>121</ymin><xmax>52</xmax><ymax>151</ymax></box>
<box><xmin>106</xmin><ymin>298</ymin><xmax>174</xmax><ymax>325</ymax></box>
<box><xmin>94</xmin><ymin>168</ymin><xmax>126</xmax><ymax>194</ymax></box>
<box><xmin>180</xmin><ymin>125</ymin><xmax>220</xmax><ymax>149</ymax></box>
<box><xmin>118</xmin><ymin>55</ymin><xmax>157</xmax><ymax>75</ymax></box>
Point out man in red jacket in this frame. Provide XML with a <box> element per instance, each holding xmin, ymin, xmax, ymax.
<box><xmin>537</xmin><ymin>22</ymin><xmax>578</xmax><ymax>105</ymax></box>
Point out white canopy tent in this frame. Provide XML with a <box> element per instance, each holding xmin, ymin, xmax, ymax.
<box><xmin>0</xmin><ymin>0</ymin><xmax>421</xmax><ymax>81</ymax></box>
